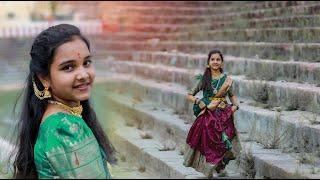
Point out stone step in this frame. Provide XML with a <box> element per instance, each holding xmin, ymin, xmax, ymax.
<box><xmin>128</xmin><ymin>51</ymin><xmax>320</xmax><ymax>85</ymax></box>
<box><xmin>94</xmin><ymin>75</ymin><xmax>320</xmax><ymax>178</ymax></box>
<box><xmin>111</xmin><ymin>126</ymin><xmax>207</xmax><ymax>178</ymax></box>
<box><xmin>99</xmin><ymin>32</ymin><xmax>188</xmax><ymax>41</ymax></box>
<box><xmin>0</xmin><ymin>34</ymin><xmax>95</xmax><ymax>61</ymax></box>
<box><xmin>109</xmin><ymin>157</ymin><xmax>159</xmax><ymax>179</ymax></box>
<box><xmin>99</xmin><ymin>60</ymin><xmax>320</xmax><ymax>114</ymax></box>
<box><xmin>109</xmin><ymin>1</ymin><xmax>231</xmax><ymax>7</ymax></box>
<box><xmin>95</xmin><ymin>40</ymin><xmax>320</xmax><ymax>62</ymax></box>
<box><xmin>0</xmin><ymin>137</ymin><xmax>14</xmax><ymax>178</ymax></box>
<box><xmin>103</xmin><ymin>3</ymin><xmax>320</xmax><ymax>24</ymax></box>
<box><xmin>0</xmin><ymin>137</ymin><xmax>14</xmax><ymax>163</ymax></box>
<box><xmin>95</xmin><ymin>49</ymin><xmax>320</xmax><ymax>87</ymax></box>
<box><xmin>190</xmin><ymin>27</ymin><xmax>320</xmax><ymax>43</ymax></box>
<box><xmin>92</xmin><ymin>50</ymin><xmax>134</xmax><ymax>61</ymax></box>
<box><xmin>96</xmin><ymin>27</ymin><xmax>320</xmax><ymax>43</ymax></box>
<box><xmin>212</xmin><ymin>14</ymin><xmax>320</xmax><ymax>29</ymax></box>
<box><xmin>102</xmin><ymin>22</ymin><xmax>206</xmax><ymax>33</ymax></box>
<box><xmin>0</xmin><ymin>38</ymin><xmax>33</xmax><ymax>60</ymax></box>
<box><xmin>95</xmin><ymin>73</ymin><xmax>320</xmax><ymax>154</ymax></box>
<box><xmin>100</xmin><ymin>1</ymin><xmax>315</xmax><ymax>16</ymax></box>
<box><xmin>99</xmin><ymin>1</ymin><xmax>242</xmax><ymax>10</ymax></box>
<box><xmin>102</xmin><ymin>14</ymin><xmax>320</xmax><ymax>33</ymax></box>
<box><xmin>95</xmin><ymin>84</ymin><xmax>244</xmax><ymax>179</ymax></box>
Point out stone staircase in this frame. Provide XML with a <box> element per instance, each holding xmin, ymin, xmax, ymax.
<box><xmin>0</xmin><ymin>1</ymin><xmax>320</xmax><ymax>179</ymax></box>
<box><xmin>91</xmin><ymin>1</ymin><xmax>320</xmax><ymax>179</ymax></box>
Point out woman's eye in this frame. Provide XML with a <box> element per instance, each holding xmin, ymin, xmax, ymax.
<box><xmin>84</xmin><ymin>60</ymin><xmax>92</xmax><ymax>67</ymax></box>
<box><xmin>62</xmin><ymin>65</ymin><xmax>74</xmax><ymax>71</ymax></box>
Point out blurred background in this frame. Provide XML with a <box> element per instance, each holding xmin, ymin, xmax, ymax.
<box><xmin>0</xmin><ymin>1</ymin><xmax>320</xmax><ymax>179</ymax></box>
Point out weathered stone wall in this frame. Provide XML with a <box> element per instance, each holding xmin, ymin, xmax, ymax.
<box><xmin>1</xmin><ymin>1</ymin><xmax>320</xmax><ymax>178</ymax></box>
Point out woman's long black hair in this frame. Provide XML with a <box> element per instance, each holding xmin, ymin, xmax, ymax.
<box><xmin>10</xmin><ymin>24</ymin><xmax>117</xmax><ymax>178</ymax></box>
<box><xmin>202</xmin><ymin>49</ymin><xmax>224</xmax><ymax>91</ymax></box>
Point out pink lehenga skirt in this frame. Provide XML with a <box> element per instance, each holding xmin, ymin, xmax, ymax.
<box><xmin>183</xmin><ymin>105</ymin><xmax>241</xmax><ymax>177</ymax></box>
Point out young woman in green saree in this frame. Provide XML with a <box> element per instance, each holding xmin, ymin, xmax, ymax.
<box><xmin>183</xmin><ymin>49</ymin><xmax>240</xmax><ymax>178</ymax></box>
<box><xmin>11</xmin><ymin>24</ymin><xmax>116</xmax><ymax>178</ymax></box>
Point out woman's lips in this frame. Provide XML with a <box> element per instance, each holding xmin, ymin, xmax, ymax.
<box><xmin>74</xmin><ymin>82</ymin><xmax>91</xmax><ymax>91</ymax></box>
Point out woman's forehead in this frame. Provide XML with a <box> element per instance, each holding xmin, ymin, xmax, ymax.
<box><xmin>53</xmin><ymin>38</ymin><xmax>90</xmax><ymax>63</ymax></box>
<box><xmin>210</xmin><ymin>53</ymin><xmax>221</xmax><ymax>59</ymax></box>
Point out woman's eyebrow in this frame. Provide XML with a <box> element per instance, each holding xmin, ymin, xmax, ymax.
<box><xmin>59</xmin><ymin>54</ymin><xmax>91</xmax><ymax>66</ymax></box>
<box><xmin>59</xmin><ymin>60</ymin><xmax>75</xmax><ymax>67</ymax></box>
<box><xmin>84</xmin><ymin>55</ymin><xmax>91</xmax><ymax>59</ymax></box>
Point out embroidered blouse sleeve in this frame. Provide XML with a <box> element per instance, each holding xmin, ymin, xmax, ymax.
<box><xmin>44</xmin><ymin>116</ymin><xmax>111</xmax><ymax>179</ymax></box>
<box><xmin>188</xmin><ymin>74</ymin><xmax>203</xmax><ymax>96</ymax></box>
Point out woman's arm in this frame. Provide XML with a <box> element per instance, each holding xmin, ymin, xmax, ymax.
<box><xmin>186</xmin><ymin>94</ymin><xmax>206</xmax><ymax>109</ymax></box>
<box><xmin>187</xmin><ymin>78</ymin><xmax>206</xmax><ymax>109</ymax></box>
<box><xmin>230</xmin><ymin>95</ymin><xmax>238</xmax><ymax>106</ymax></box>
<box><xmin>229</xmin><ymin>92</ymin><xmax>239</xmax><ymax>113</ymax></box>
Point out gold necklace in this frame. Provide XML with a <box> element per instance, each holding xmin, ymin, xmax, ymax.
<box><xmin>48</xmin><ymin>100</ymin><xmax>83</xmax><ymax>117</ymax></box>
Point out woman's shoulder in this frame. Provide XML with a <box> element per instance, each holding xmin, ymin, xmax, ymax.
<box><xmin>37</xmin><ymin>112</ymin><xmax>93</xmax><ymax>151</ymax></box>
<box><xmin>221</xmin><ymin>72</ymin><xmax>232</xmax><ymax>81</ymax></box>
<box><xmin>39</xmin><ymin>112</ymin><xmax>86</xmax><ymax>132</ymax></box>
<box><xmin>222</xmin><ymin>72</ymin><xmax>228</xmax><ymax>78</ymax></box>
<box><xmin>194</xmin><ymin>73</ymin><xmax>203</xmax><ymax>80</ymax></box>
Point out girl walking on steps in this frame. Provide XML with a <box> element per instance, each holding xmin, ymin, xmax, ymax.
<box><xmin>183</xmin><ymin>49</ymin><xmax>240</xmax><ymax>178</ymax></box>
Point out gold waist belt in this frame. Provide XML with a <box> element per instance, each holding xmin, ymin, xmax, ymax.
<box><xmin>209</xmin><ymin>97</ymin><xmax>226</xmax><ymax>102</ymax></box>
<box><xmin>209</xmin><ymin>97</ymin><xmax>227</xmax><ymax>108</ymax></box>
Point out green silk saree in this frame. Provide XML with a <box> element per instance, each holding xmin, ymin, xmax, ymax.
<box><xmin>34</xmin><ymin>112</ymin><xmax>112</xmax><ymax>179</ymax></box>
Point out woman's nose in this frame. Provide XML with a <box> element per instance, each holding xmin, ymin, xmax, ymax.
<box><xmin>76</xmin><ymin>68</ymin><xmax>89</xmax><ymax>80</ymax></box>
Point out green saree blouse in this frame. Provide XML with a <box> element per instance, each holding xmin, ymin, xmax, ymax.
<box><xmin>189</xmin><ymin>73</ymin><xmax>234</xmax><ymax>116</ymax></box>
<box><xmin>34</xmin><ymin>112</ymin><xmax>112</xmax><ymax>179</ymax></box>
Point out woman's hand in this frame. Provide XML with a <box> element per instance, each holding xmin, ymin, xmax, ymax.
<box><xmin>207</xmin><ymin>100</ymin><xmax>221</xmax><ymax>110</ymax></box>
<box><xmin>197</xmin><ymin>101</ymin><xmax>207</xmax><ymax>117</ymax></box>
<box><xmin>231</xmin><ymin>105</ymin><xmax>239</xmax><ymax>113</ymax></box>
<box><xmin>198</xmin><ymin>100</ymin><xmax>206</xmax><ymax>109</ymax></box>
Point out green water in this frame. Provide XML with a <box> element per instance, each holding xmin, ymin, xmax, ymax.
<box><xmin>0</xmin><ymin>88</ymin><xmax>21</xmax><ymax>140</ymax></box>
<box><xmin>91</xmin><ymin>83</ymin><xmax>118</xmax><ymax>133</ymax></box>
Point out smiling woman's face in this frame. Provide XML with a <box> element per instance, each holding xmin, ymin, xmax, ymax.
<box><xmin>46</xmin><ymin>36</ymin><xmax>95</xmax><ymax>106</ymax></box>
<box><xmin>208</xmin><ymin>53</ymin><xmax>223</xmax><ymax>71</ymax></box>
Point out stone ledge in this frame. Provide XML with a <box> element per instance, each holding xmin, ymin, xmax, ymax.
<box><xmin>101</xmin><ymin>60</ymin><xmax>320</xmax><ymax>113</ymax></box>
<box><xmin>127</xmin><ymin>51</ymin><xmax>320</xmax><ymax>84</ymax></box>
<box><xmin>96</xmin><ymin>40</ymin><xmax>320</xmax><ymax>62</ymax></box>
<box><xmin>95</xmin><ymin>74</ymin><xmax>320</xmax><ymax>153</ymax></box>
<box><xmin>103</xmin><ymin>3</ymin><xmax>320</xmax><ymax>24</ymax></box>
<box><xmin>99</xmin><ymin>32</ymin><xmax>187</xmax><ymax>41</ymax></box>
<box><xmin>96</xmin><ymin>15</ymin><xmax>320</xmax><ymax>32</ymax></box>
<box><xmin>100</xmin><ymin>1</ymin><xmax>311</xmax><ymax>15</ymax></box>
<box><xmin>98</xmin><ymin>75</ymin><xmax>320</xmax><ymax>178</ymax></box>
<box><xmin>111</xmin><ymin>126</ymin><xmax>207</xmax><ymax>179</ymax></box>
<box><xmin>99</xmin><ymin>27</ymin><xmax>320</xmax><ymax>43</ymax></box>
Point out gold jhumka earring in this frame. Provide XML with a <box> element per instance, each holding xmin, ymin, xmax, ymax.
<box><xmin>32</xmin><ymin>76</ymin><xmax>51</xmax><ymax>100</ymax></box>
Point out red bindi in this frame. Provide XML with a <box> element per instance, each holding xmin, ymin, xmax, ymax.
<box><xmin>77</xmin><ymin>52</ymin><xmax>81</xmax><ymax>59</ymax></box>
